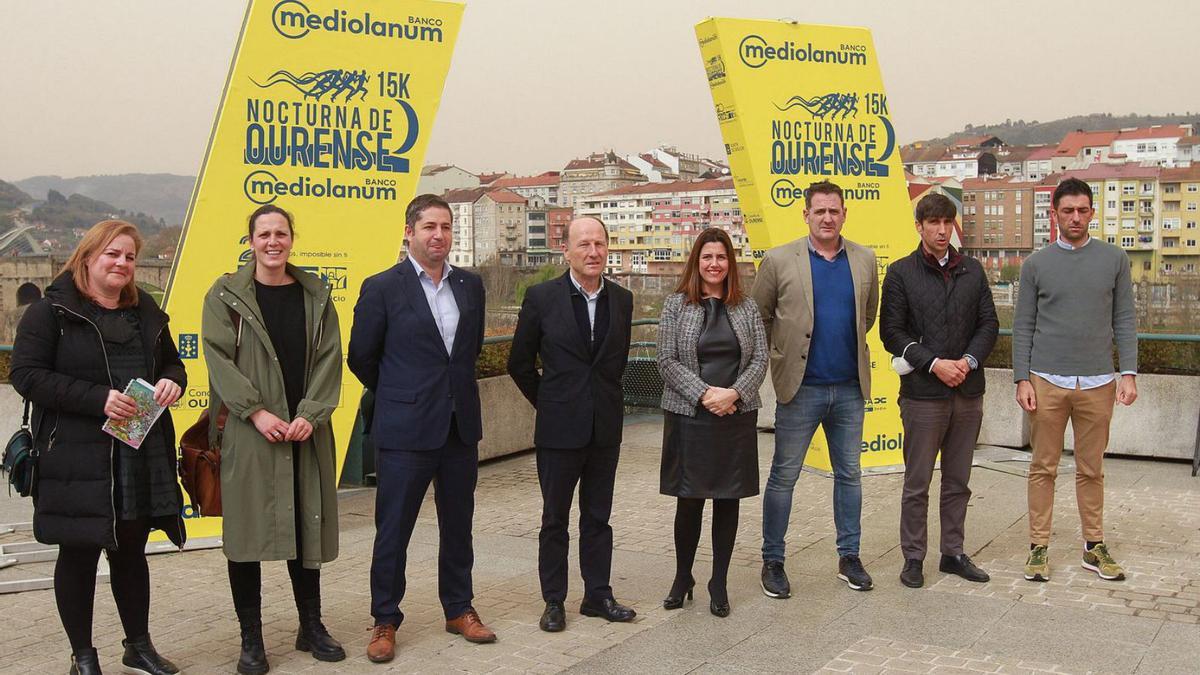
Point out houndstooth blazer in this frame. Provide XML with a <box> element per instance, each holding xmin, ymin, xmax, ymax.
<box><xmin>657</xmin><ymin>292</ymin><xmax>769</xmax><ymax>416</ymax></box>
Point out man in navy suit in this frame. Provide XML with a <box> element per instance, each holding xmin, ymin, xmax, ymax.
<box><xmin>348</xmin><ymin>194</ymin><xmax>495</xmax><ymax>663</ymax></box>
<box><xmin>507</xmin><ymin>216</ymin><xmax>635</xmax><ymax>632</ymax></box>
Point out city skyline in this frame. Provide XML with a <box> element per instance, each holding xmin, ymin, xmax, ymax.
<box><xmin>2</xmin><ymin>0</ymin><xmax>1198</xmax><ymax>180</ymax></box>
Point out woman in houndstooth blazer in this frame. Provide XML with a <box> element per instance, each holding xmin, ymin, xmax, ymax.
<box><xmin>656</xmin><ymin>228</ymin><xmax>768</xmax><ymax>618</ymax></box>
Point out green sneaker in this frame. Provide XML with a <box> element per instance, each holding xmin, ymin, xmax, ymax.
<box><xmin>1024</xmin><ymin>545</ymin><xmax>1050</xmax><ymax>582</ymax></box>
<box><xmin>1082</xmin><ymin>543</ymin><xmax>1126</xmax><ymax>581</ymax></box>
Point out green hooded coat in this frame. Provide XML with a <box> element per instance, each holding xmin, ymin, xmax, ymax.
<box><xmin>202</xmin><ymin>262</ymin><xmax>341</xmax><ymax>567</ymax></box>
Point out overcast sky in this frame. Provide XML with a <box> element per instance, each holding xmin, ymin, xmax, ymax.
<box><xmin>2</xmin><ymin>0</ymin><xmax>1197</xmax><ymax>180</ymax></box>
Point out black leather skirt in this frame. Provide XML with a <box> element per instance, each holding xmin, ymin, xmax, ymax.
<box><xmin>660</xmin><ymin>407</ymin><xmax>759</xmax><ymax>499</ymax></box>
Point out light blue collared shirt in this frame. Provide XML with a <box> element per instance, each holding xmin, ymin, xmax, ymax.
<box><xmin>1029</xmin><ymin>236</ymin><xmax>1135</xmax><ymax>390</ymax></box>
<box><xmin>568</xmin><ymin>271</ymin><xmax>604</xmax><ymax>339</ymax></box>
<box><xmin>410</xmin><ymin>256</ymin><xmax>459</xmax><ymax>356</ymax></box>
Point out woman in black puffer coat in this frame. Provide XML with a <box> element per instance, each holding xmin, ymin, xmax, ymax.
<box><xmin>10</xmin><ymin>220</ymin><xmax>187</xmax><ymax>675</ymax></box>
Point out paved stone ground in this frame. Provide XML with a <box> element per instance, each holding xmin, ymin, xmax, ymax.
<box><xmin>1</xmin><ymin>414</ymin><xmax>1197</xmax><ymax>674</ymax></box>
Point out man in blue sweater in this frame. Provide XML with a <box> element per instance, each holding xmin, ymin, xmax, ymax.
<box><xmin>1013</xmin><ymin>177</ymin><xmax>1138</xmax><ymax>583</ymax></box>
<box><xmin>752</xmin><ymin>181</ymin><xmax>879</xmax><ymax>596</ymax></box>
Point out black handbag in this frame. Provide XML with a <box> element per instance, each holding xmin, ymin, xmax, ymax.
<box><xmin>2</xmin><ymin>399</ymin><xmax>35</xmax><ymax>497</ymax></box>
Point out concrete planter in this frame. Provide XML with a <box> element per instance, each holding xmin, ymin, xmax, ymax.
<box><xmin>0</xmin><ymin>376</ymin><xmax>539</xmax><ymax>464</ymax></box>
<box><xmin>754</xmin><ymin>368</ymin><xmax>1199</xmax><ymax>461</ymax></box>
<box><xmin>478</xmin><ymin>374</ymin><xmax>536</xmax><ymax>461</ymax></box>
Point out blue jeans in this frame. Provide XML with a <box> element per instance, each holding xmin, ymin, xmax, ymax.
<box><xmin>762</xmin><ymin>382</ymin><xmax>865</xmax><ymax>561</ymax></box>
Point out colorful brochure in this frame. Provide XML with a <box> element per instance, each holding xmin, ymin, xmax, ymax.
<box><xmin>101</xmin><ymin>378</ymin><xmax>166</xmax><ymax>449</ymax></box>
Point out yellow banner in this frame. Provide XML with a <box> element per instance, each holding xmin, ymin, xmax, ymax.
<box><xmin>696</xmin><ymin>18</ymin><xmax>909</xmax><ymax>471</ymax></box>
<box><xmin>164</xmin><ymin>0</ymin><xmax>464</xmax><ymax>538</ymax></box>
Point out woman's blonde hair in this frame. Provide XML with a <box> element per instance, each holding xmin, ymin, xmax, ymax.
<box><xmin>60</xmin><ymin>220</ymin><xmax>144</xmax><ymax>308</ymax></box>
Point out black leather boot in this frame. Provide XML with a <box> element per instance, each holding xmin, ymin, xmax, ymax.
<box><xmin>294</xmin><ymin>598</ymin><xmax>345</xmax><ymax>662</ymax></box>
<box><xmin>235</xmin><ymin>606</ymin><xmax>270</xmax><ymax>675</ymax></box>
<box><xmin>121</xmin><ymin>634</ymin><xmax>179</xmax><ymax>674</ymax></box>
<box><xmin>69</xmin><ymin>648</ymin><xmax>101</xmax><ymax>675</ymax></box>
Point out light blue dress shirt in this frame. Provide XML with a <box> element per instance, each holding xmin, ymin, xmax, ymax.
<box><xmin>410</xmin><ymin>256</ymin><xmax>459</xmax><ymax>356</ymax></box>
<box><xmin>1029</xmin><ymin>236</ymin><xmax>1135</xmax><ymax>390</ymax></box>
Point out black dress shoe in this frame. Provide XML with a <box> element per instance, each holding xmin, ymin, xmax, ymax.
<box><xmin>900</xmin><ymin>559</ymin><xmax>924</xmax><ymax>588</ymax></box>
<box><xmin>940</xmin><ymin>553</ymin><xmax>990</xmax><ymax>582</ymax></box>
<box><xmin>539</xmin><ymin>601</ymin><xmax>566</xmax><ymax>632</ymax></box>
<box><xmin>121</xmin><ymin>634</ymin><xmax>179</xmax><ymax>675</ymax></box>
<box><xmin>69</xmin><ymin>648</ymin><xmax>101</xmax><ymax>675</ymax></box>
<box><xmin>295</xmin><ymin>598</ymin><xmax>346</xmax><ymax>662</ymax></box>
<box><xmin>663</xmin><ymin>575</ymin><xmax>695</xmax><ymax>610</ymax></box>
<box><xmin>579</xmin><ymin>596</ymin><xmax>636</xmax><ymax>622</ymax></box>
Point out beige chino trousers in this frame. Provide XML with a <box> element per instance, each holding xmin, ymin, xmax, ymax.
<box><xmin>1027</xmin><ymin>374</ymin><xmax>1116</xmax><ymax>546</ymax></box>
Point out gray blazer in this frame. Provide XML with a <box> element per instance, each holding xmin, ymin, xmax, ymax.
<box><xmin>657</xmin><ymin>292</ymin><xmax>769</xmax><ymax>416</ymax></box>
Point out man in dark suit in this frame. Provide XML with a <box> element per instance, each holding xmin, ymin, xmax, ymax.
<box><xmin>348</xmin><ymin>194</ymin><xmax>495</xmax><ymax>663</ymax></box>
<box><xmin>507</xmin><ymin>216</ymin><xmax>636</xmax><ymax>633</ymax></box>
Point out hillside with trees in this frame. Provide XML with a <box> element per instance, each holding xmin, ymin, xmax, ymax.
<box><xmin>0</xmin><ymin>179</ymin><xmax>33</xmax><ymax>212</ymax></box>
<box><xmin>915</xmin><ymin>112</ymin><xmax>1199</xmax><ymax>147</ymax></box>
<box><xmin>14</xmin><ymin>173</ymin><xmax>195</xmax><ymax>225</ymax></box>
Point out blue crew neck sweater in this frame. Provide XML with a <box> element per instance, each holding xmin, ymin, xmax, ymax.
<box><xmin>803</xmin><ymin>248</ymin><xmax>858</xmax><ymax>386</ymax></box>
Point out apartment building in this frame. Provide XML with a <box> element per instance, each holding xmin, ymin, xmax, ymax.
<box><xmin>418</xmin><ymin>165</ymin><xmax>480</xmax><ymax>196</ymax></box>
<box><xmin>960</xmin><ymin>177</ymin><xmax>1036</xmax><ymax>276</ymax></box>
<box><xmin>489</xmin><ymin>172</ymin><xmax>561</xmax><ymax>206</ymax></box>
<box><xmin>575</xmin><ymin>178</ymin><xmax>752</xmax><ymax>278</ymax></box>
<box><xmin>558</xmin><ymin>152</ymin><xmax>643</xmax><ymax>208</ymax></box>
<box><xmin>442</xmin><ymin>186</ymin><xmax>489</xmax><ymax>267</ymax></box>
<box><xmin>473</xmin><ymin>189</ymin><xmax>528</xmax><ymax>266</ymax></box>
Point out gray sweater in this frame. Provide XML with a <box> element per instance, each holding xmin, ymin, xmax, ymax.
<box><xmin>1012</xmin><ymin>238</ymin><xmax>1137</xmax><ymax>382</ymax></box>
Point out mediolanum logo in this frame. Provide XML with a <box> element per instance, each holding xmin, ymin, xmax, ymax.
<box><xmin>272</xmin><ymin>0</ymin><xmax>445</xmax><ymax>43</ymax></box>
<box><xmin>738</xmin><ymin>34</ymin><xmax>867</xmax><ymax>69</ymax></box>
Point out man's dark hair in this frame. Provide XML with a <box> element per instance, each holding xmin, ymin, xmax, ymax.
<box><xmin>405</xmin><ymin>194</ymin><xmax>452</xmax><ymax>226</ymax></box>
<box><xmin>804</xmin><ymin>180</ymin><xmax>844</xmax><ymax>207</ymax></box>
<box><xmin>914</xmin><ymin>193</ymin><xmax>957</xmax><ymax>223</ymax></box>
<box><xmin>1052</xmin><ymin>177</ymin><xmax>1093</xmax><ymax>209</ymax></box>
<box><xmin>247</xmin><ymin>204</ymin><xmax>294</xmax><ymax>239</ymax></box>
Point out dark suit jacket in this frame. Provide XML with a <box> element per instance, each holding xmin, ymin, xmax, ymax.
<box><xmin>348</xmin><ymin>259</ymin><xmax>485</xmax><ymax>450</ymax></box>
<box><xmin>507</xmin><ymin>272</ymin><xmax>633</xmax><ymax>450</ymax></box>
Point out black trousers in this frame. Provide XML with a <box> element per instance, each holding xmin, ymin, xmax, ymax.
<box><xmin>227</xmin><ymin>441</ymin><xmax>320</xmax><ymax>614</ymax></box>
<box><xmin>370</xmin><ymin>418</ymin><xmax>478</xmax><ymax>626</ymax></box>
<box><xmin>55</xmin><ymin>518</ymin><xmax>153</xmax><ymax>651</ymax></box>
<box><xmin>536</xmin><ymin>442</ymin><xmax>620</xmax><ymax>603</ymax></box>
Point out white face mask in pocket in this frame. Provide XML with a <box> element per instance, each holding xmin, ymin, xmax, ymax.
<box><xmin>892</xmin><ymin>356</ymin><xmax>915</xmax><ymax>375</ymax></box>
<box><xmin>892</xmin><ymin>341</ymin><xmax>918</xmax><ymax>375</ymax></box>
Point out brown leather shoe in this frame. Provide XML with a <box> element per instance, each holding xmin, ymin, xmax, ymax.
<box><xmin>445</xmin><ymin>608</ymin><xmax>497</xmax><ymax>644</ymax></box>
<box><xmin>366</xmin><ymin>624</ymin><xmax>396</xmax><ymax>663</ymax></box>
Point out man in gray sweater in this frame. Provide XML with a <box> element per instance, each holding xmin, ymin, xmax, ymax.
<box><xmin>1012</xmin><ymin>177</ymin><xmax>1138</xmax><ymax>584</ymax></box>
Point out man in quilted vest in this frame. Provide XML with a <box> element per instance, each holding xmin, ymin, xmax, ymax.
<box><xmin>879</xmin><ymin>192</ymin><xmax>998</xmax><ymax>589</ymax></box>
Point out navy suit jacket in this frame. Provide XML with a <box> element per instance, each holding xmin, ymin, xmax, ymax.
<box><xmin>507</xmin><ymin>272</ymin><xmax>633</xmax><ymax>450</ymax></box>
<box><xmin>348</xmin><ymin>259</ymin><xmax>485</xmax><ymax>450</ymax></box>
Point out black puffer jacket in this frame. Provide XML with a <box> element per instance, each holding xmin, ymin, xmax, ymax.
<box><xmin>9</xmin><ymin>273</ymin><xmax>187</xmax><ymax>549</ymax></box>
<box><xmin>879</xmin><ymin>246</ymin><xmax>998</xmax><ymax>400</ymax></box>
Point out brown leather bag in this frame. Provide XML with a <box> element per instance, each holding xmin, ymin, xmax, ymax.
<box><xmin>178</xmin><ymin>300</ymin><xmax>241</xmax><ymax>517</ymax></box>
<box><xmin>178</xmin><ymin>405</ymin><xmax>227</xmax><ymax>516</ymax></box>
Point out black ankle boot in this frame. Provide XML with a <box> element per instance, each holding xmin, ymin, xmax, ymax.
<box><xmin>69</xmin><ymin>648</ymin><xmax>101</xmax><ymax>675</ymax></box>
<box><xmin>235</xmin><ymin>606</ymin><xmax>270</xmax><ymax>675</ymax></box>
<box><xmin>295</xmin><ymin>598</ymin><xmax>345</xmax><ymax>662</ymax></box>
<box><xmin>121</xmin><ymin>634</ymin><xmax>179</xmax><ymax>675</ymax></box>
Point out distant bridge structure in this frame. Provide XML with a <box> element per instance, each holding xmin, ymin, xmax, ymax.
<box><xmin>0</xmin><ymin>225</ymin><xmax>46</xmax><ymax>256</ymax></box>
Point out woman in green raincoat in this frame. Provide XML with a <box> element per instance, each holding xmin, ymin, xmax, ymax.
<box><xmin>202</xmin><ymin>204</ymin><xmax>344</xmax><ymax>675</ymax></box>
